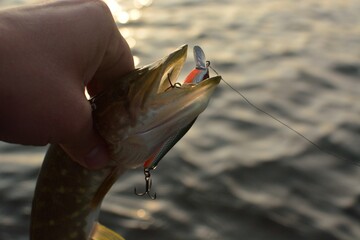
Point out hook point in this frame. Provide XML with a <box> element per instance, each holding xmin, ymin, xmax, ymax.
<box><xmin>134</xmin><ymin>168</ymin><xmax>157</xmax><ymax>200</ymax></box>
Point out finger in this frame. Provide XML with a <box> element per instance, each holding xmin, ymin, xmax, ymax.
<box><xmin>55</xmin><ymin>95</ymin><xmax>110</xmax><ymax>169</ymax></box>
<box><xmin>61</xmin><ymin>131</ymin><xmax>110</xmax><ymax>170</ymax></box>
<box><xmin>86</xmin><ymin>24</ymin><xmax>134</xmax><ymax>96</ymax></box>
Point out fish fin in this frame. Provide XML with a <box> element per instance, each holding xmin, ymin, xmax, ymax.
<box><xmin>91</xmin><ymin>222</ymin><xmax>125</xmax><ymax>240</ymax></box>
<box><xmin>91</xmin><ymin>167</ymin><xmax>122</xmax><ymax>208</ymax></box>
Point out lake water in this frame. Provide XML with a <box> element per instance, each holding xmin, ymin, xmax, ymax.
<box><xmin>1</xmin><ymin>0</ymin><xmax>360</xmax><ymax>239</ymax></box>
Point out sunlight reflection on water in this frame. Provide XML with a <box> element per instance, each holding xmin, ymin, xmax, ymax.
<box><xmin>1</xmin><ymin>0</ymin><xmax>360</xmax><ymax>239</ymax></box>
<box><xmin>103</xmin><ymin>0</ymin><xmax>154</xmax><ymax>66</ymax></box>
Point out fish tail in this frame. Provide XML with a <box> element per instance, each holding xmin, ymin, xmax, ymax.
<box><xmin>91</xmin><ymin>222</ymin><xmax>125</xmax><ymax>240</ymax></box>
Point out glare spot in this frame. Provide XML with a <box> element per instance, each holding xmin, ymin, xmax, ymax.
<box><xmin>84</xmin><ymin>88</ymin><xmax>90</xmax><ymax>100</ymax></box>
<box><xmin>134</xmin><ymin>0</ymin><xmax>153</xmax><ymax>8</ymax></box>
<box><xmin>103</xmin><ymin>0</ymin><xmax>123</xmax><ymax>14</ymax></box>
<box><xmin>136</xmin><ymin>209</ymin><xmax>147</xmax><ymax>219</ymax></box>
<box><xmin>1</xmin><ymin>216</ymin><xmax>16</xmax><ymax>225</ymax></box>
<box><xmin>116</xmin><ymin>11</ymin><xmax>130</xmax><ymax>24</ymax></box>
<box><xmin>129</xmin><ymin>9</ymin><xmax>141</xmax><ymax>21</ymax></box>
<box><xmin>120</xmin><ymin>27</ymin><xmax>131</xmax><ymax>38</ymax></box>
<box><xmin>100</xmin><ymin>1</ymin><xmax>147</xmax><ymax>71</ymax></box>
<box><xmin>133</xmin><ymin>55</ymin><xmax>140</xmax><ymax>67</ymax></box>
<box><xmin>103</xmin><ymin>0</ymin><xmax>129</xmax><ymax>24</ymax></box>
<box><xmin>126</xmin><ymin>37</ymin><xmax>136</xmax><ymax>48</ymax></box>
<box><xmin>144</xmin><ymin>200</ymin><xmax>161</xmax><ymax>211</ymax></box>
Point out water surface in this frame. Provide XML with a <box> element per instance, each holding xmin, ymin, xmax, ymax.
<box><xmin>1</xmin><ymin>1</ymin><xmax>360</xmax><ymax>239</ymax></box>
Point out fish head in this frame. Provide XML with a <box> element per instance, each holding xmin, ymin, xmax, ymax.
<box><xmin>92</xmin><ymin>45</ymin><xmax>220</xmax><ymax>169</ymax></box>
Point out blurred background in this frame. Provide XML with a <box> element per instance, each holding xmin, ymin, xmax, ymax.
<box><xmin>1</xmin><ymin>0</ymin><xmax>360</xmax><ymax>239</ymax></box>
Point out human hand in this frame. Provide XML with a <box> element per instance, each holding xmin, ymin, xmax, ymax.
<box><xmin>0</xmin><ymin>0</ymin><xmax>134</xmax><ymax>169</ymax></box>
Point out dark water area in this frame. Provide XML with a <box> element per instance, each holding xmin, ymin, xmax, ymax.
<box><xmin>1</xmin><ymin>0</ymin><xmax>360</xmax><ymax>239</ymax></box>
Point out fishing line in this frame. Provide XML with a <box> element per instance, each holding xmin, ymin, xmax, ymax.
<box><xmin>208</xmin><ymin>64</ymin><xmax>357</xmax><ymax>166</ymax></box>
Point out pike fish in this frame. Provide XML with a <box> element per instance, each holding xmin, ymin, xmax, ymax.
<box><xmin>30</xmin><ymin>45</ymin><xmax>220</xmax><ymax>240</ymax></box>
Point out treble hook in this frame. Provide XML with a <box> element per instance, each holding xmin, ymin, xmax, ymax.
<box><xmin>134</xmin><ymin>168</ymin><xmax>157</xmax><ymax>200</ymax></box>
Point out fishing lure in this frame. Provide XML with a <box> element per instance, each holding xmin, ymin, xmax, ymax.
<box><xmin>134</xmin><ymin>43</ymin><xmax>354</xmax><ymax>201</ymax></box>
<box><xmin>134</xmin><ymin>46</ymin><xmax>211</xmax><ymax>199</ymax></box>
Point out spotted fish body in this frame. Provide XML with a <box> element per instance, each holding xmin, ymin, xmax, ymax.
<box><xmin>31</xmin><ymin>145</ymin><xmax>119</xmax><ymax>240</ymax></box>
<box><xmin>30</xmin><ymin>45</ymin><xmax>221</xmax><ymax>240</ymax></box>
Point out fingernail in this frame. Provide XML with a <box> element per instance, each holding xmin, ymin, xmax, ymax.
<box><xmin>85</xmin><ymin>145</ymin><xmax>109</xmax><ymax>169</ymax></box>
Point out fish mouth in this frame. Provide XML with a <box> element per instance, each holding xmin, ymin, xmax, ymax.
<box><xmin>130</xmin><ymin>44</ymin><xmax>221</xmax><ymax>142</ymax></box>
<box><xmin>132</xmin><ymin>44</ymin><xmax>220</xmax><ymax>100</ymax></box>
<box><xmin>93</xmin><ymin>45</ymin><xmax>220</xmax><ymax>167</ymax></box>
<box><xmin>147</xmin><ymin>44</ymin><xmax>220</xmax><ymax>93</ymax></box>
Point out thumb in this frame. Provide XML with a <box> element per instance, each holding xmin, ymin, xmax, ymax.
<box><xmin>57</xmin><ymin>98</ymin><xmax>110</xmax><ymax>170</ymax></box>
<box><xmin>61</xmin><ymin>131</ymin><xmax>110</xmax><ymax>170</ymax></box>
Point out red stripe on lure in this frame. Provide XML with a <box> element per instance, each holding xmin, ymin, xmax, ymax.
<box><xmin>184</xmin><ymin>46</ymin><xmax>210</xmax><ymax>84</ymax></box>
